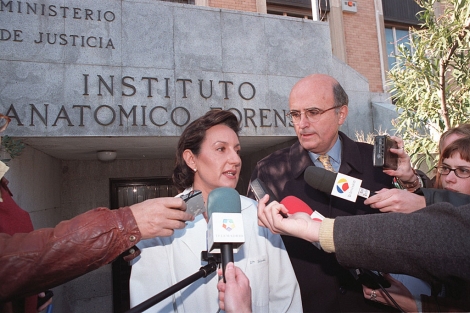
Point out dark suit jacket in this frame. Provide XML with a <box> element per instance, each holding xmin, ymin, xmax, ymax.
<box><xmin>249</xmin><ymin>131</ymin><xmax>397</xmax><ymax>312</ymax></box>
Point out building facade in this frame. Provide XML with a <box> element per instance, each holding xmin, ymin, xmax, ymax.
<box><xmin>0</xmin><ymin>0</ymin><xmax>420</xmax><ymax>311</ymax></box>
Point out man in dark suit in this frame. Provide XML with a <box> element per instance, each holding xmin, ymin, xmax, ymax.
<box><xmin>248</xmin><ymin>74</ymin><xmax>398</xmax><ymax>312</ymax></box>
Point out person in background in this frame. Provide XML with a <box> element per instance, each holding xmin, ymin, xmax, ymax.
<box><xmin>434</xmin><ymin>136</ymin><xmax>470</xmax><ymax>193</ymax></box>
<box><xmin>129</xmin><ymin>110</ymin><xmax>301</xmax><ymax>313</ymax></box>
<box><xmin>248</xmin><ymin>73</ymin><xmax>396</xmax><ymax>312</ymax></box>
<box><xmin>0</xmin><ymin>160</ymin><xmax>52</xmax><ymax>313</ymax></box>
<box><xmin>438</xmin><ymin>123</ymin><xmax>470</xmax><ymax>155</ymax></box>
<box><xmin>362</xmin><ymin>129</ymin><xmax>470</xmax><ymax>214</ymax></box>
<box><xmin>364</xmin><ymin>137</ymin><xmax>470</xmax><ymax>312</ymax></box>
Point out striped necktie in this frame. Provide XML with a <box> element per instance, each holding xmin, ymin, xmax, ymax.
<box><xmin>318</xmin><ymin>154</ymin><xmax>334</xmax><ymax>172</ymax></box>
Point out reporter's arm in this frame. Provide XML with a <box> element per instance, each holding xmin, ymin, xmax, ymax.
<box><xmin>0</xmin><ymin>207</ymin><xmax>140</xmax><ymax>302</ymax></box>
<box><xmin>0</xmin><ymin>198</ymin><xmax>193</xmax><ymax>302</ymax></box>
<box><xmin>330</xmin><ymin>202</ymin><xmax>470</xmax><ymax>286</ymax></box>
<box><xmin>421</xmin><ymin>188</ymin><xmax>470</xmax><ymax>206</ymax></box>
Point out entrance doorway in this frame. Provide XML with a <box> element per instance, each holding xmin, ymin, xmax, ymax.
<box><xmin>110</xmin><ymin>177</ymin><xmax>178</xmax><ymax>313</ymax></box>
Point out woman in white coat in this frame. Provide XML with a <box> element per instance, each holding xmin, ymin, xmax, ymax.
<box><xmin>129</xmin><ymin>110</ymin><xmax>302</xmax><ymax>313</ymax></box>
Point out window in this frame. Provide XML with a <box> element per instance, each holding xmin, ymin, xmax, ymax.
<box><xmin>267</xmin><ymin>0</ymin><xmax>329</xmax><ymax>21</ymax></box>
<box><xmin>385</xmin><ymin>26</ymin><xmax>412</xmax><ymax>70</ymax></box>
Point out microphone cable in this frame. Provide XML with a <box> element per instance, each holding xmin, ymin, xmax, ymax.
<box><xmin>376</xmin><ymin>282</ymin><xmax>405</xmax><ymax>313</ymax></box>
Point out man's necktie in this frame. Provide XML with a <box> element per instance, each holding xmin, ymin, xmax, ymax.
<box><xmin>318</xmin><ymin>154</ymin><xmax>334</xmax><ymax>172</ymax></box>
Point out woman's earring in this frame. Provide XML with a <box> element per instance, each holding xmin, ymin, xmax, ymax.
<box><xmin>193</xmin><ymin>168</ymin><xmax>197</xmax><ymax>172</ymax></box>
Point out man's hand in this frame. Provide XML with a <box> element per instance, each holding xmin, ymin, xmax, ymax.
<box><xmin>130</xmin><ymin>197</ymin><xmax>194</xmax><ymax>239</ymax></box>
<box><xmin>364</xmin><ymin>188</ymin><xmax>426</xmax><ymax>213</ymax></box>
<box><xmin>217</xmin><ymin>262</ymin><xmax>252</xmax><ymax>313</ymax></box>
<box><xmin>257</xmin><ymin>194</ymin><xmax>321</xmax><ymax>243</ymax></box>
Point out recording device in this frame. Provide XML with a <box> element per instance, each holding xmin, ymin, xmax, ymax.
<box><xmin>180</xmin><ymin>190</ymin><xmax>205</xmax><ymax>216</ymax></box>
<box><xmin>250</xmin><ymin>178</ymin><xmax>287</xmax><ymax>218</ymax></box>
<box><xmin>304</xmin><ymin>166</ymin><xmax>372</xmax><ymax>202</ymax></box>
<box><xmin>37</xmin><ymin>289</ymin><xmax>53</xmax><ymax>309</ymax></box>
<box><xmin>373</xmin><ymin>135</ymin><xmax>398</xmax><ymax>170</ymax></box>
<box><xmin>206</xmin><ymin>187</ymin><xmax>245</xmax><ymax>282</ymax></box>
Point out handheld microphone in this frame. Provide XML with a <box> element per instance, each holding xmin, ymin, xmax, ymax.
<box><xmin>303</xmin><ymin>168</ymin><xmax>391</xmax><ymax>288</ymax></box>
<box><xmin>304</xmin><ymin>166</ymin><xmax>372</xmax><ymax>202</ymax></box>
<box><xmin>280</xmin><ymin>196</ymin><xmax>324</xmax><ymax>249</ymax></box>
<box><xmin>206</xmin><ymin>187</ymin><xmax>245</xmax><ymax>282</ymax></box>
<box><xmin>280</xmin><ymin>196</ymin><xmax>324</xmax><ymax>222</ymax></box>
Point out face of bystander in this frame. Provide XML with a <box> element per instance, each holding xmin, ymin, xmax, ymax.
<box><xmin>440</xmin><ymin>153</ymin><xmax>470</xmax><ymax>195</ymax></box>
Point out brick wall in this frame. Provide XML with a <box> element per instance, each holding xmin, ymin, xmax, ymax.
<box><xmin>343</xmin><ymin>1</ymin><xmax>384</xmax><ymax>93</ymax></box>
<box><xmin>209</xmin><ymin>0</ymin><xmax>257</xmax><ymax>12</ymax></box>
<box><xmin>205</xmin><ymin>0</ymin><xmax>385</xmax><ymax>93</ymax></box>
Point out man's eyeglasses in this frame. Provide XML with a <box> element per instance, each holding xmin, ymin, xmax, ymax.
<box><xmin>436</xmin><ymin>166</ymin><xmax>470</xmax><ymax>178</ymax></box>
<box><xmin>286</xmin><ymin>106</ymin><xmax>341</xmax><ymax>124</ymax></box>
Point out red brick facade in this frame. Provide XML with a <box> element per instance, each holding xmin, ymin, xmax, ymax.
<box><xmin>205</xmin><ymin>0</ymin><xmax>385</xmax><ymax>93</ymax></box>
<box><xmin>209</xmin><ymin>0</ymin><xmax>257</xmax><ymax>12</ymax></box>
<box><xmin>343</xmin><ymin>2</ymin><xmax>384</xmax><ymax>93</ymax></box>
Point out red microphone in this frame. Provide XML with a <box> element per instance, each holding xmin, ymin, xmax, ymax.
<box><xmin>280</xmin><ymin>196</ymin><xmax>324</xmax><ymax>222</ymax></box>
<box><xmin>280</xmin><ymin>196</ymin><xmax>324</xmax><ymax>249</ymax></box>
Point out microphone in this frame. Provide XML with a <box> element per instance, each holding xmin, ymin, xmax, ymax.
<box><xmin>206</xmin><ymin>187</ymin><xmax>245</xmax><ymax>282</ymax></box>
<box><xmin>280</xmin><ymin>196</ymin><xmax>324</xmax><ymax>222</ymax></box>
<box><xmin>303</xmin><ymin>168</ymin><xmax>392</xmax><ymax>288</ymax></box>
<box><xmin>304</xmin><ymin>166</ymin><xmax>372</xmax><ymax>202</ymax></box>
<box><xmin>280</xmin><ymin>196</ymin><xmax>324</xmax><ymax>249</ymax></box>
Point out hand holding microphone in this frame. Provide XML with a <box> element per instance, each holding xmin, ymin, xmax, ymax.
<box><xmin>364</xmin><ymin>188</ymin><xmax>426</xmax><ymax>214</ymax></box>
<box><xmin>257</xmin><ymin>194</ymin><xmax>321</xmax><ymax>243</ymax></box>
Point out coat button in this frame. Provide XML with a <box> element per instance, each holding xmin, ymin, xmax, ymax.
<box><xmin>339</xmin><ymin>286</ymin><xmax>347</xmax><ymax>294</ymax></box>
<box><xmin>129</xmin><ymin>235</ymin><xmax>137</xmax><ymax>242</ymax></box>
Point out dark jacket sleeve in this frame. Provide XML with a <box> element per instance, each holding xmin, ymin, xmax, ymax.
<box><xmin>333</xmin><ymin>201</ymin><xmax>470</xmax><ymax>287</ymax></box>
<box><xmin>0</xmin><ymin>206</ymin><xmax>141</xmax><ymax>302</ymax></box>
<box><xmin>422</xmin><ymin>188</ymin><xmax>470</xmax><ymax>206</ymax></box>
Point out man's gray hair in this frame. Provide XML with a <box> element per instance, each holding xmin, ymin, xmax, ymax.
<box><xmin>333</xmin><ymin>82</ymin><xmax>348</xmax><ymax>110</ymax></box>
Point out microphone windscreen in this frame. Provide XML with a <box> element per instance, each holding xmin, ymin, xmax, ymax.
<box><xmin>207</xmin><ymin>187</ymin><xmax>241</xmax><ymax>217</ymax></box>
<box><xmin>304</xmin><ymin>166</ymin><xmax>337</xmax><ymax>194</ymax></box>
<box><xmin>280</xmin><ymin>196</ymin><xmax>313</xmax><ymax>215</ymax></box>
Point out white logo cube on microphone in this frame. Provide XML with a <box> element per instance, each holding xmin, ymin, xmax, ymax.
<box><xmin>207</xmin><ymin>212</ymin><xmax>245</xmax><ymax>254</ymax></box>
<box><xmin>330</xmin><ymin>173</ymin><xmax>363</xmax><ymax>202</ymax></box>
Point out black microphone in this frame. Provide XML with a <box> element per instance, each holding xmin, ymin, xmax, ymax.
<box><xmin>304</xmin><ymin>167</ymin><xmax>391</xmax><ymax>289</ymax></box>
<box><xmin>206</xmin><ymin>187</ymin><xmax>245</xmax><ymax>282</ymax></box>
<box><xmin>304</xmin><ymin>166</ymin><xmax>372</xmax><ymax>201</ymax></box>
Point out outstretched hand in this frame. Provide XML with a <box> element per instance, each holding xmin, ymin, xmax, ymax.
<box><xmin>364</xmin><ymin>188</ymin><xmax>426</xmax><ymax>213</ymax></box>
<box><xmin>257</xmin><ymin>194</ymin><xmax>321</xmax><ymax>243</ymax></box>
<box><xmin>130</xmin><ymin>197</ymin><xmax>194</xmax><ymax>239</ymax></box>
